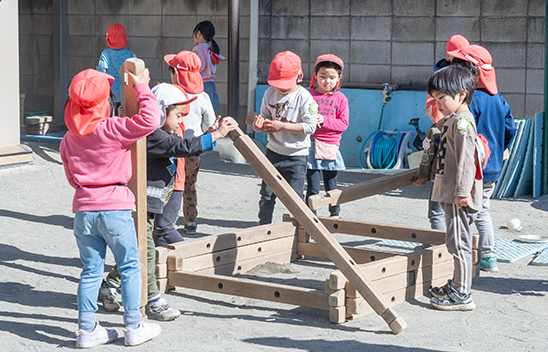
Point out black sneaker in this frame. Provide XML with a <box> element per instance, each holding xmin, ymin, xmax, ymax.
<box><xmin>430</xmin><ymin>279</ymin><xmax>452</xmax><ymax>298</ymax></box>
<box><xmin>430</xmin><ymin>285</ymin><xmax>475</xmax><ymax>311</ymax></box>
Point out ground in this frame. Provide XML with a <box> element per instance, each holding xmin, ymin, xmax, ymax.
<box><xmin>0</xmin><ymin>140</ymin><xmax>547</xmax><ymax>351</ymax></box>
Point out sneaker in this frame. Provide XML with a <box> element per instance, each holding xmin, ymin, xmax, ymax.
<box><xmin>480</xmin><ymin>256</ymin><xmax>499</xmax><ymax>272</ymax></box>
<box><xmin>430</xmin><ymin>279</ymin><xmax>452</xmax><ymax>299</ymax></box>
<box><xmin>76</xmin><ymin>322</ymin><xmax>117</xmax><ymax>348</ymax></box>
<box><xmin>430</xmin><ymin>286</ymin><xmax>476</xmax><ymax>311</ymax></box>
<box><xmin>184</xmin><ymin>221</ymin><xmax>197</xmax><ymax>235</ymax></box>
<box><xmin>98</xmin><ymin>280</ymin><xmax>121</xmax><ymax>312</ymax></box>
<box><xmin>124</xmin><ymin>321</ymin><xmax>161</xmax><ymax>346</ymax></box>
<box><xmin>146</xmin><ymin>296</ymin><xmax>181</xmax><ymax>321</ymax></box>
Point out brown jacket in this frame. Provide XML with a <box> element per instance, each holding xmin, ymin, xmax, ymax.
<box><xmin>431</xmin><ymin>110</ymin><xmax>482</xmax><ymax>211</ymax></box>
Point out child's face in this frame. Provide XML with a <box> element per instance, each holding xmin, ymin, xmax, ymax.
<box><xmin>431</xmin><ymin>90</ymin><xmax>467</xmax><ymax>117</ymax></box>
<box><xmin>314</xmin><ymin>67</ymin><xmax>341</xmax><ymax>94</ymax></box>
<box><xmin>193</xmin><ymin>31</ymin><xmax>203</xmax><ymax>45</ymax></box>
<box><xmin>273</xmin><ymin>81</ymin><xmax>299</xmax><ymax>96</ymax></box>
<box><xmin>162</xmin><ymin>104</ymin><xmax>187</xmax><ymax>134</ymax></box>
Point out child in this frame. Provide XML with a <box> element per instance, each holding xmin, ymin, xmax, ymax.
<box><xmin>100</xmin><ymin>83</ymin><xmax>236</xmax><ymax>321</ymax></box>
<box><xmin>427</xmin><ymin>65</ymin><xmax>483</xmax><ymax>311</ymax></box>
<box><xmin>305</xmin><ymin>54</ymin><xmax>349</xmax><ymax>218</ymax></box>
<box><xmin>413</xmin><ymin>95</ymin><xmax>446</xmax><ymax>230</ymax></box>
<box><xmin>434</xmin><ymin>34</ymin><xmax>469</xmax><ymax>71</ymax></box>
<box><xmin>164</xmin><ymin>50</ymin><xmax>218</xmax><ymax>235</ymax></box>
<box><xmin>449</xmin><ymin>45</ymin><xmax>517</xmax><ymax>272</ymax></box>
<box><xmin>193</xmin><ymin>20</ymin><xmax>225</xmax><ymax>111</ymax></box>
<box><xmin>96</xmin><ymin>23</ymin><xmax>136</xmax><ymax>111</ymax></box>
<box><xmin>251</xmin><ymin>51</ymin><xmax>318</xmax><ymax>225</ymax></box>
<box><xmin>60</xmin><ymin>68</ymin><xmax>161</xmax><ymax>347</ymax></box>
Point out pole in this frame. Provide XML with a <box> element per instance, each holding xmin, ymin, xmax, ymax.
<box><xmin>228</xmin><ymin>0</ymin><xmax>240</xmax><ymax>124</ymax></box>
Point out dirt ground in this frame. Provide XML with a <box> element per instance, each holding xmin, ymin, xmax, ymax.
<box><xmin>1</xmin><ymin>140</ymin><xmax>547</xmax><ymax>352</ymax></box>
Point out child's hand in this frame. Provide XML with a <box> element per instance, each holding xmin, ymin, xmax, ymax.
<box><xmin>263</xmin><ymin>119</ymin><xmax>282</xmax><ymax>133</ymax></box>
<box><xmin>211</xmin><ymin>117</ymin><xmax>238</xmax><ymax>141</ymax></box>
<box><xmin>455</xmin><ymin>196</ymin><xmax>470</xmax><ymax>208</ymax></box>
<box><xmin>413</xmin><ymin>177</ymin><xmax>427</xmax><ymax>186</ymax></box>
<box><xmin>207</xmin><ymin>115</ymin><xmax>222</xmax><ymax>133</ymax></box>
<box><xmin>316</xmin><ymin>113</ymin><xmax>324</xmax><ymax>127</ymax></box>
<box><xmin>117</xmin><ymin>105</ymin><xmax>125</xmax><ymax>117</ymax></box>
<box><xmin>253</xmin><ymin>115</ymin><xmax>266</xmax><ymax>132</ymax></box>
<box><xmin>129</xmin><ymin>68</ymin><xmax>150</xmax><ymax>86</ymax></box>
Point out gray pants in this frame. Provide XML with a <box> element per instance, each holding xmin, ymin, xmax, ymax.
<box><xmin>475</xmin><ymin>181</ymin><xmax>496</xmax><ymax>258</ymax></box>
<box><xmin>442</xmin><ymin>203</ymin><xmax>477</xmax><ymax>295</ymax></box>
<box><xmin>428</xmin><ymin>182</ymin><xmax>446</xmax><ymax>231</ymax></box>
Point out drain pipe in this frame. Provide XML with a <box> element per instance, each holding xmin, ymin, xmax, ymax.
<box><xmin>246</xmin><ymin>0</ymin><xmax>259</xmax><ymax>134</ymax></box>
<box><xmin>543</xmin><ymin>2</ymin><xmax>548</xmax><ymax>195</ymax></box>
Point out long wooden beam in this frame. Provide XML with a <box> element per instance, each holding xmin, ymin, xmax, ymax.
<box><xmin>307</xmin><ymin>168</ymin><xmax>418</xmax><ymax>210</ymax></box>
<box><xmin>227</xmin><ymin>127</ymin><xmax>406</xmax><ymax>334</ymax></box>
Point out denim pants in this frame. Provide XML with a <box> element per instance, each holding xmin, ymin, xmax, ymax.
<box><xmin>428</xmin><ymin>182</ymin><xmax>446</xmax><ymax>231</ymax></box>
<box><xmin>73</xmin><ymin>210</ymin><xmax>142</xmax><ymax>331</ymax></box>
<box><xmin>306</xmin><ymin>169</ymin><xmax>339</xmax><ymax>216</ymax></box>
<box><xmin>154</xmin><ymin>190</ymin><xmax>185</xmax><ymax>247</ymax></box>
<box><xmin>259</xmin><ymin>149</ymin><xmax>307</xmax><ymax>225</ymax></box>
<box><xmin>475</xmin><ymin>181</ymin><xmax>496</xmax><ymax>258</ymax></box>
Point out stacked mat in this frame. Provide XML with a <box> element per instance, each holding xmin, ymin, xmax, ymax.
<box><xmin>493</xmin><ymin>112</ymin><xmax>544</xmax><ymax>198</ymax></box>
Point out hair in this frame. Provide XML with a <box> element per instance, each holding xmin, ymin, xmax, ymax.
<box><xmin>314</xmin><ymin>61</ymin><xmax>343</xmax><ymax>76</ymax></box>
<box><xmin>451</xmin><ymin>57</ymin><xmax>480</xmax><ymax>78</ymax></box>
<box><xmin>165</xmin><ymin>104</ymin><xmax>177</xmax><ymax>118</ymax></box>
<box><xmin>193</xmin><ymin>20</ymin><xmax>220</xmax><ymax>55</ymax></box>
<box><xmin>427</xmin><ymin>65</ymin><xmax>475</xmax><ymax>105</ymax></box>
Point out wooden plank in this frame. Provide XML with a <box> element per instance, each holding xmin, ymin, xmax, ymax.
<box><xmin>298</xmin><ymin>242</ymin><xmax>398</xmax><ymax>264</ymax></box>
<box><xmin>308</xmin><ymin>169</ymin><xmax>418</xmax><ymax>210</ymax></box>
<box><xmin>168</xmin><ymin>270</ymin><xmax>330</xmax><ymax>311</ymax></box>
<box><xmin>122</xmin><ymin>58</ymin><xmax>147</xmax><ymax>315</ymax></box>
<box><xmin>155</xmin><ymin>263</ymin><xmax>167</xmax><ymax>278</ymax></box>
<box><xmin>173</xmin><ymin>236</ymin><xmax>297</xmax><ymax>272</ymax></box>
<box><xmin>227</xmin><ymin>127</ymin><xmax>406</xmax><ymax>334</ymax></box>
<box><xmin>156</xmin><ymin>278</ymin><xmax>168</xmax><ymax>294</ymax></box>
<box><xmin>167</xmin><ymin>222</ymin><xmax>296</xmax><ymax>259</ymax></box>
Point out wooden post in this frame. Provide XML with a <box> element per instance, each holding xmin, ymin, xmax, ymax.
<box><xmin>227</xmin><ymin>126</ymin><xmax>407</xmax><ymax>334</ymax></box>
<box><xmin>121</xmin><ymin>58</ymin><xmax>148</xmax><ymax>316</ymax></box>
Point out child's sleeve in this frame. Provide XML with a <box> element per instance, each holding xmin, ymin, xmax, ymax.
<box><xmin>259</xmin><ymin>90</ymin><xmax>272</xmax><ymax>120</ymax></box>
<box><xmin>321</xmin><ymin>94</ymin><xmax>349</xmax><ymax>132</ymax></box>
<box><xmin>453</xmin><ymin>119</ymin><xmax>477</xmax><ymax>197</ymax></box>
<box><xmin>147</xmin><ymin>132</ymin><xmax>210</xmax><ymax>159</ymax></box>
<box><xmin>300</xmin><ymin>93</ymin><xmax>318</xmax><ymax>135</ymax></box>
<box><xmin>200</xmin><ymin>93</ymin><xmax>217</xmax><ymax>133</ymax></box>
<box><xmin>193</xmin><ymin>44</ymin><xmax>208</xmax><ymax>74</ymax></box>
<box><xmin>415</xmin><ymin>126</ymin><xmax>437</xmax><ymax>179</ymax></box>
<box><xmin>96</xmin><ymin>50</ymin><xmax>108</xmax><ymax>73</ymax></box>
<box><xmin>502</xmin><ymin>98</ymin><xmax>517</xmax><ymax>149</ymax></box>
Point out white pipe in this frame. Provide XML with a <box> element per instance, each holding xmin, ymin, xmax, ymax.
<box><xmin>246</xmin><ymin>0</ymin><xmax>259</xmax><ymax>134</ymax></box>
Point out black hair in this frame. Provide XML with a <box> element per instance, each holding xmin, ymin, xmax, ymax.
<box><xmin>168</xmin><ymin>66</ymin><xmax>176</xmax><ymax>74</ymax></box>
<box><xmin>193</xmin><ymin>20</ymin><xmax>220</xmax><ymax>55</ymax></box>
<box><xmin>451</xmin><ymin>57</ymin><xmax>480</xmax><ymax>78</ymax></box>
<box><xmin>427</xmin><ymin>65</ymin><xmax>475</xmax><ymax>105</ymax></box>
<box><xmin>314</xmin><ymin>61</ymin><xmax>343</xmax><ymax>76</ymax></box>
<box><xmin>165</xmin><ymin>104</ymin><xmax>177</xmax><ymax>118</ymax></box>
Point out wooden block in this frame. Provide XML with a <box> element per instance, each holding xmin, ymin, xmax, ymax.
<box><xmin>155</xmin><ymin>247</ymin><xmax>169</xmax><ymax>264</ymax></box>
<box><xmin>346</xmin><ymin>297</ymin><xmax>364</xmax><ymax>315</ymax></box>
<box><xmin>472</xmin><ymin>235</ymin><xmax>479</xmax><ymax>250</ymax></box>
<box><xmin>298</xmin><ymin>242</ymin><xmax>398</xmax><ymax>264</ymax></box>
<box><xmin>157</xmin><ymin>278</ymin><xmax>168</xmax><ymax>294</ymax></box>
<box><xmin>167</xmin><ymin>255</ymin><xmax>183</xmax><ymax>271</ymax></box>
<box><xmin>329</xmin><ymin>271</ymin><xmax>347</xmax><ymax>290</ymax></box>
<box><xmin>168</xmin><ymin>270</ymin><xmax>330</xmax><ymax>311</ymax></box>
<box><xmin>155</xmin><ymin>263</ymin><xmax>167</xmax><ymax>278</ymax></box>
<box><xmin>345</xmin><ymin>281</ymin><xmax>360</xmax><ymax>299</ymax></box>
<box><xmin>195</xmin><ymin>249</ymin><xmax>297</xmax><ymax>276</ymax></box>
<box><xmin>329</xmin><ymin>306</ymin><xmax>346</xmax><ymax>324</ymax></box>
<box><xmin>296</xmin><ymin>227</ymin><xmax>308</xmax><ymax>244</ymax></box>
<box><xmin>472</xmin><ymin>264</ymin><xmax>480</xmax><ymax>279</ymax></box>
<box><xmin>473</xmin><ymin>249</ymin><xmax>478</xmax><ymax>265</ymax></box>
<box><xmin>325</xmin><ymin>278</ymin><xmax>336</xmax><ymax>295</ymax></box>
<box><xmin>328</xmin><ymin>289</ymin><xmax>346</xmax><ymax>307</ymax></box>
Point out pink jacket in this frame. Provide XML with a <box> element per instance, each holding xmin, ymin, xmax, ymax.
<box><xmin>60</xmin><ymin>83</ymin><xmax>160</xmax><ymax>212</ymax></box>
<box><xmin>308</xmin><ymin>89</ymin><xmax>349</xmax><ymax>145</ymax></box>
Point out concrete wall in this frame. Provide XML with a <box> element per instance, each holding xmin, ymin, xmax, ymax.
<box><xmin>1</xmin><ymin>0</ymin><xmax>21</xmax><ymax>148</ymax></box>
<box><xmin>18</xmin><ymin>0</ymin><xmax>546</xmax><ymax>123</ymax></box>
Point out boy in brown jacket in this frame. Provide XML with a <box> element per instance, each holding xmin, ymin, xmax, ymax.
<box><xmin>426</xmin><ymin>66</ymin><xmax>483</xmax><ymax>311</ymax></box>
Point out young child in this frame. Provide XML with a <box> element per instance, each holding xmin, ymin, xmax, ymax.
<box><xmin>60</xmin><ymin>68</ymin><xmax>161</xmax><ymax>347</ymax></box>
<box><xmin>449</xmin><ymin>44</ymin><xmax>517</xmax><ymax>272</ymax></box>
<box><xmin>164</xmin><ymin>50</ymin><xmax>218</xmax><ymax>235</ymax></box>
<box><xmin>96</xmin><ymin>23</ymin><xmax>136</xmax><ymax>111</ymax></box>
<box><xmin>305</xmin><ymin>54</ymin><xmax>349</xmax><ymax>218</ymax></box>
<box><xmin>251</xmin><ymin>51</ymin><xmax>318</xmax><ymax>225</ymax></box>
<box><xmin>413</xmin><ymin>95</ymin><xmax>446</xmax><ymax>230</ymax></box>
<box><xmin>100</xmin><ymin>84</ymin><xmax>236</xmax><ymax>321</ymax></box>
<box><xmin>427</xmin><ymin>65</ymin><xmax>483</xmax><ymax>311</ymax></box>
<box><xmin>192</xmin><ymin>20</ymin><xmax>225</xmax><ymax>111</ymax></box>
<box><xmin>434</xmin><ymin>34</ymin><xmax>469</xmax><ymax>71</ymax></box>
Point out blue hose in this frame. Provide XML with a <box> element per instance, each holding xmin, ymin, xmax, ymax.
<box><xmin>359</xmin><ymin>130</ymin><xmax>401</xmax><ymax>169</ymax></box>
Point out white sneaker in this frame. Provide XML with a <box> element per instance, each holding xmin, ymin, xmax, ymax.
<box><xmin>75</xmin><ymin>322</ymin><xmax>117</xmax><ymax>348</ymax></box>
<box><xmin>146</xmin><ymin>296</ymin><xmax>181</xmax><ymax>321</ymax></box>
<box><xmin>98</xmin><ymin>280</ymin><xmax>120</xmax><ymax>312</ymax></box>
<box><xmin>124</xmin><ymin>321</ymin><xmax>161</xmax><ymax>346</ymax></box>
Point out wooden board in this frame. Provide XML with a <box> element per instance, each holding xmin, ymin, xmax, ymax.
<box><xmin>308</xmin><ymin>168</ymin><xmax>417</xmax><ymax>210</ymax></box>
<box><xmin>298</xmin><ymin>242</ymin><xmax>399</xmax><ymax>264</ymax></box>
<box><xmin>227</xmin><ymin>127</ymin><xmax>406</xmax><ymax>334</ymax></box>
<box><xmin>168</xmin><ymin>270</ymin><xmax>330</xmax><ymax>311</ymax></box>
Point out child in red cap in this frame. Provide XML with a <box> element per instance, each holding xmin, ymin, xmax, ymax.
<box><xmin>163</xmin><ymin>50</ymin><xmax>218</xmax><ymax>235</ymax></box>
<box><xmin>60</xmin><ymin>68</ymin><xmax>161</xmax><ymax>347</ymax></box>
<box><xmin>192</xmin><ymin>20</ymin><xmax>225</xmax><ymax>111</ymax></box>
<box><xmin>251</xmin><ymin>51</ymin><xmax>318</xmax><ymax>224</ymax></box>
<box><xmin>305</xmin><ymin>54</ymin><xmax>349</xmax><ymax>218</ymax></box>
<box><xmin>96</xmin><ymin>23</ymin><xmax>136</xmax><ymax>111</ymax></box>
<box><xmin>413</xmin><ymin>95</ymin><xmax>446</xmax><ymax>231</ymax></box>
<box><xmin>449</xmin><ymin>44</ymin><xmax>517</xmax><ymax>272</ymax></box>
<box><xmin>435</xmin><ymin>34</ymin><xmax>469</xmax><ymax>71</ymax></box>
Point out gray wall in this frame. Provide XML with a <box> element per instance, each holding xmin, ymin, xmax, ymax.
<box><xmin>19</xmin><ymin>0</ymin><xmax>546</xmax><ymax>122</ymax></box>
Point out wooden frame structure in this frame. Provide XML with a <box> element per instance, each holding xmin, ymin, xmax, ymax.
<box><xmin>150</xmin><ymin>125</ymin><xmax>479</xmax><ymax>334</ymax></box>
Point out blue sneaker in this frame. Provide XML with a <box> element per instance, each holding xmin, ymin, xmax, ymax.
<box><xmin>480</xmin><ymin>256</ymin><xmax>499</xmax><ymax>272</ymax></box>
<box><xmin>430</xmin><ymin>286</ymin><xmax>476</xmax><ymax>311</ymax></box>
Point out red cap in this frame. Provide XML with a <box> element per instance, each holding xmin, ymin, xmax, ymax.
<box><xmin>446</xmin><ymin>35</ymin><xmax>469</xmax><ymax>53</ymax></box>
<box><xmin>164</xmin><ymin>51</ymin><xmax>204</xmax><ymax>94</ymax></box>
<box><xmin>425</xmin><ymin>95</ymin><xmax>443</xmax><ymax>123</ymax></box>
<box><xmin>106</xmin><ymin>23</ymin><xmax>127</xmax><ymax>49</ymax></box>
<box><xmin>65</xmin><ymin>69</ymin><xmax>114</xmax><ymax>136</ymax></box>
<box><xmin>309</xmin><ymin>54</ymin><xmax>344</xmax><ymax>90</ymax></box>
<box><xmin>448</xmin><ymin>45</ymin><xmax>498</xmax><ymax>95</ymax></box>
<box><xmin>267</xmin><ymin>51</ymin><xmax>303</xmax><ymax>90</ymax></box>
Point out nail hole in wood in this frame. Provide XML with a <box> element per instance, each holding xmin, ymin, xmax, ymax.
<box><xmin>349</xmin><ymin>259</ymin><xmax>355</xmax><ymax>265</ymax></box>
<box><xmin>411</xmin><ymin>232</ymin><xmax>417</xmax><ymax>239</ymax></box>
<box><xmin>333</xmin><ymin>223</ymin><xmax>339</xmax><ymax>230</ymax></box>
<box><xmin>274</xmin><ymin>291</ymin><xmax>280</xmax><ymax>298</ymax></box>
<box><xmin>237</xmin><ymin>266</ymin><xmax>242</xmax><ymax>271</ymax></box>
<box><xmin>371</xmin><ymin>228</ymin><xmax>377</xmax><ymax>234</ymax></box>
<box><xmin>237</xmin><ymin>236</ymin><xmax>242</xmax><ymax>241</ymax></box>
<box><xmin>258</xmin><ymin>247</ymin><xmax>262</xmax><ymax>252</ymax></box>
<box><xmin>382</xmin><ymin>267</ymin><xmax>386</xmax><ymax>274</ymax></box>
<box><xmin>216</xmin><ymin>256</ymin><xmax>221</xmax><ymax>262</ymax></box>
<box><xmin>267</xmin><ymin>230</ymin><xmax>271</xmax><ymax>235</ymax></box>
<box><xmin>218</xmin><ymin>283</ymin><xmax>223</xmax><ymax>289</ymax></box>
<box><xmin>370</xmin><ymin>256</ymin><xmax>376</xmax><ymax>261</ymax></box>
<box><xmin>206</xmin><ymin>243</ymin><xmax>211</xmax><ymax>249</ymax></box>
<box><xmin>411</xmin><ymin>260</ymin><xmax>416</xmax><ymax>267</ymax></box>
<box><xmin>391</xmin><ymin>296</ymin><xmax>396</xmax><ymax>302</ymax></box>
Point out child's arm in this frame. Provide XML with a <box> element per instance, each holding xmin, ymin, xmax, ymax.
<box><xmin>455</xmin><ymin>196</ymin><xmax>471</xmax><ymax>208</ymax></box>
<box><xmin>96</xmin><ymin>51</ymin><xmax>108</xmax><ymax>73</ymax></box>
<box><xmin>453</xmin><ymin>118</ymin><xmax>477</xmax><ymax>201</ymax></box>
<box><xmin>262</xmin><ymin>119</ymin><xmax>304</xmax><ymax>133</ymax></box>
<box><xmin>200</xmin><ymin>92</ymin><xmax>218</xmax><ymax>133</ymax></box>
<box><xmin>319</xmin><ymin>94</ymin><xmax>350</xmax><ymax>132</ymax></box>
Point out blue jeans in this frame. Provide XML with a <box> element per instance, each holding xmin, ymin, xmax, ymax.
<box><xmin>204</xmin><ymin>81</ymin><xmax>220</xmax><ymax>110</ymax></box>
<box><xmin>259</xmin><ymin>149</ymin><xmax>307</xmax><ymax>225</ymax></box>
<box><xmin>428</xmin><ymin>182</ymin><xmax>446</xmax><ymax>230</ymax></box>
<box><xmin>73</xmin><ymin>210</ymin><xmax>142</xmax><ymax>331</ymax></box>
<box><xmin>306</xmin><ymin>169</ymin><xmax>340</xmax><ymax>216</ymax></box>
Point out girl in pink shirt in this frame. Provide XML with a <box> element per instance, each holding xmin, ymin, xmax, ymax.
<box><xmin>306</xmin><ymin>54</ymin><xmax>350</xmax><ymax>217</ymax></box>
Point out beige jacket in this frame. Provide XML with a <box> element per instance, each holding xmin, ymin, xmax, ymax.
<box><xmin>431</xmin><ymin>110</ymin><xmax>482</xmax><ymax>211</ymax></box>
